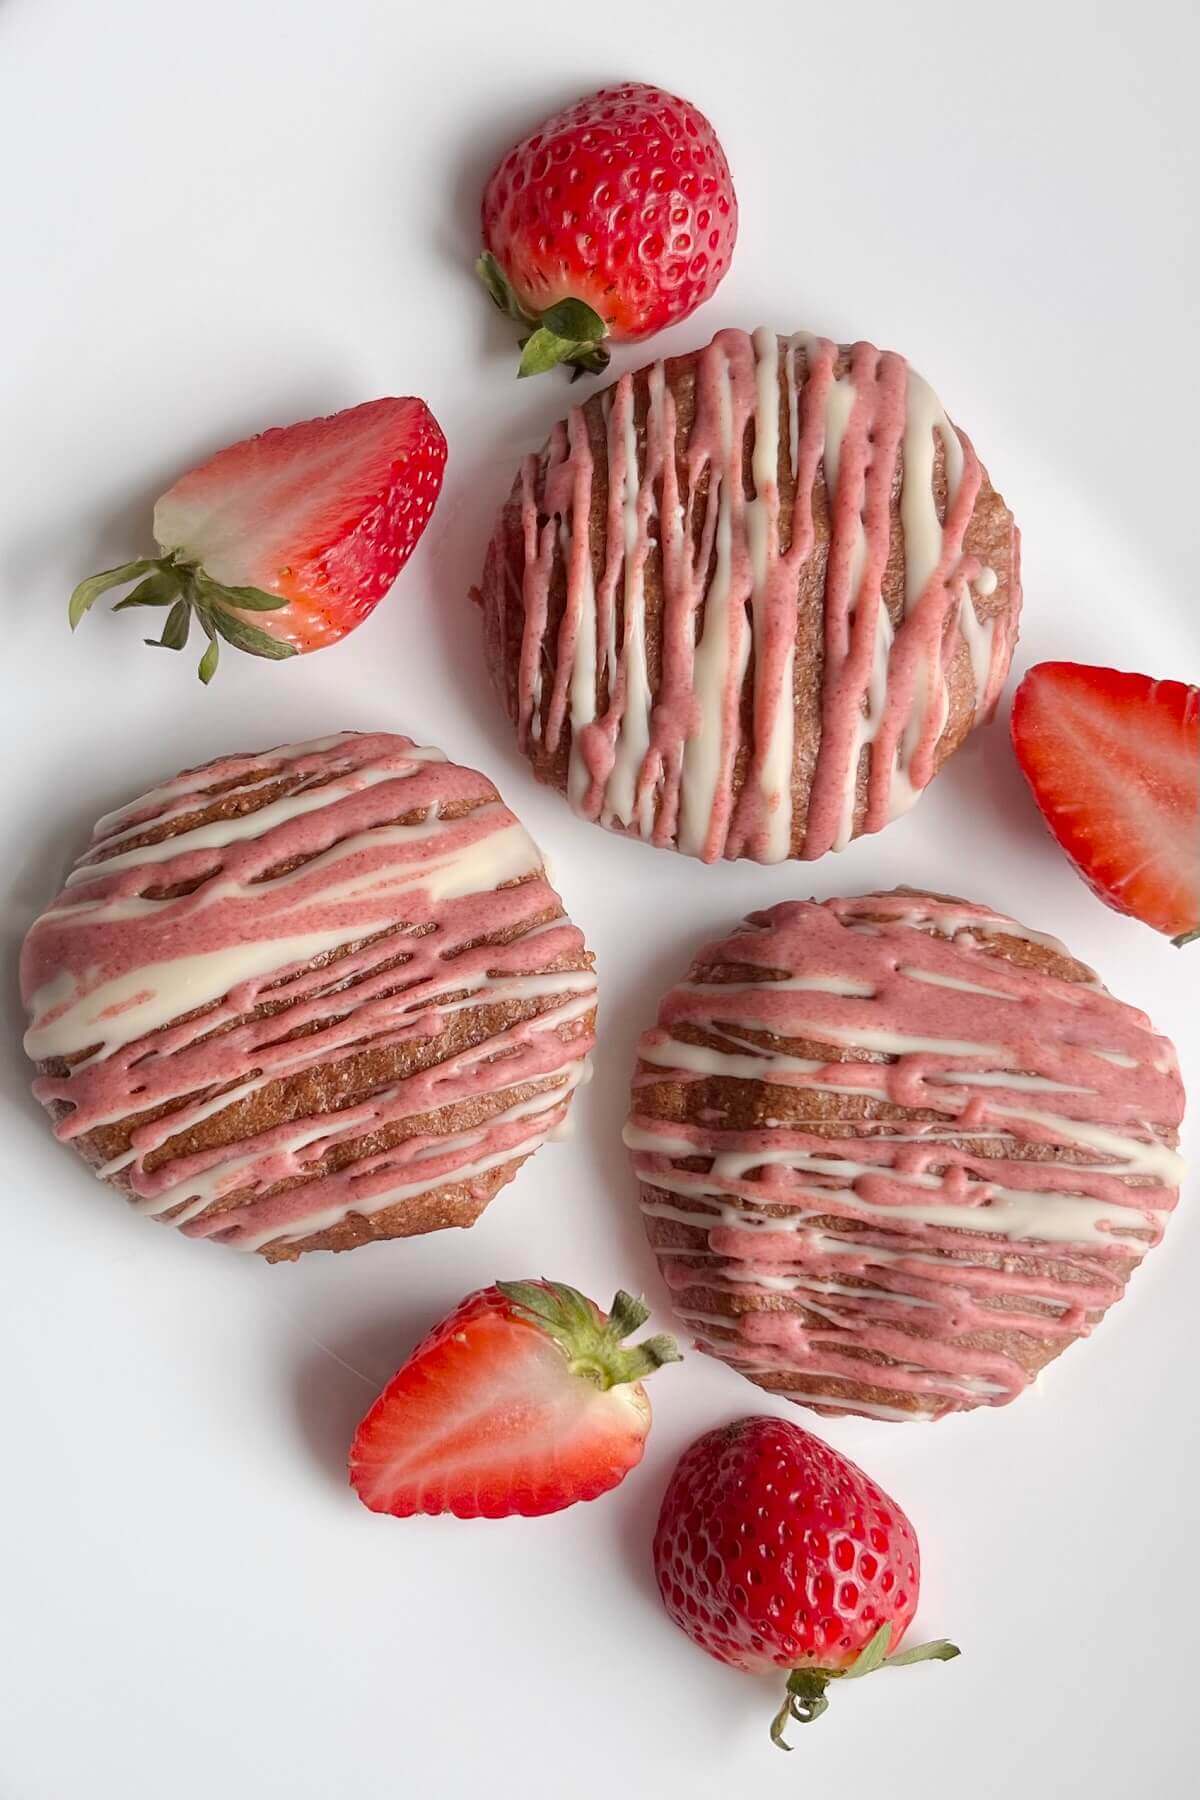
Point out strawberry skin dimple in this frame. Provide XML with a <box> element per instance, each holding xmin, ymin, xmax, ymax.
<box><xmin>349</xmin><ymin>1280</ymin><xmax>679</xmax><ymax>1521</ymax></box>
<box><xmin>653</xmin><ymin>1418</ymin><xmax>957</xmax><ymax>1746</ymax></box>
<box><xmin>1011</xmin><ymin>661</ymin><xmax>1200</xmax><ymax>943</ymax></box>
<box><xmin>478</xmin><ymin>82</ymin><xmax>737</xmax><ymax>378</ymax></box>
<box><xmin>69</xmin><ymin>396</ymin><xmax>446</xmax><ymax>676</ymax></box>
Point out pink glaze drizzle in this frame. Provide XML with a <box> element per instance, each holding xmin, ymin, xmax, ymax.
<box><xmin>488</xmin><ymin>327</ymin><xmax>1020</xmax><ymax>863</ymax></box>
<box><xmin>21</xmin><ymin>732</ymin><xmax>596</xmax><ymax>1253</ymax></box>
<box><xmin>625</xmin><ymin>892</ymin><xmax>1184</xmax><ymax>1419</ymax></box>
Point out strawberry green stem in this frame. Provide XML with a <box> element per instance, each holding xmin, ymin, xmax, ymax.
<box><xmin>496</xmin><ymin>1280</ymin><xmax>680</xmax><ymax>1388</ymax></box>
<box><xmin>768</xmin><ymin>1623</ymin><xmax>960</xmax><ymax>1750</ymax></box>
<box><xmin>770</xmin><ymin>1671</ymin><xmax>830</xmax><ymax>1743</ymax></box>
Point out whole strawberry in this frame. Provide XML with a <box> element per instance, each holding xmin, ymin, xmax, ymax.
<box><xmin>350</xmin><ymin>1280</ymin><xmax>680</xmax><ymax>1520</ymax></box>
<box><xmin>654</xmin><ymin>1418</ymin><xmax>957</xmax><ymax>1747</ymax></box>
<box><xmin>69</xmin><ymin>396</ymin><xmax>446</xmax><ymax>680</ymax></box>
<box><xmin>478</xmin><ymin>81</ymin><xmax>737</xmax><ymax>378</ymax></box>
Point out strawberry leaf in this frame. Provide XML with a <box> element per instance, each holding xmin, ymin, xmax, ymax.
<box><xmin>539</xmin><ymin>297</ymin><xmax>606</xmax><ymax>344</ymax></box>
<box><xmin>606</xmin><ymin>1290</ymin><xmax>652</xmax><ymax>1337</ymax></box>
<box><xmin>885</xmin><ymin>1639</ymin><xmax>961</xmax><ymax>1667</ymax></box>
<box><xmin>845</xmin><ymin>1622</ymin><xmax>893</xmax><ymax>1677</ymax></box>
<box><xmin>567</xmin><ymin>343</ymin><xmax>611</xmax><ymax>379</ymax></box>
<box><xmin>475</xmin><ymin>251</ymin><xmax>536</xmax><ymax>326</ymax></box>
<box><xmin>496</xmin><ymin>1279</ymin><xmax>680</xmax><ymax>1389</ymax></box>
<box><xmin>161</xmin><ymin>598</ymin><xmax>191</xmax><ymax>649</ymax></box>
<box><xmin>196</xmin><ymin>574</ymin><xmax>288</xmax><ymax>612</ymax></box>
<box><xmin>516</xmin><ymin>312</ymin><xmax>612</xmax><ymax>379</ymax></box>
<box><xmin>197</xmin><ymin>629</ymin><xmax>220</xmax><ymax>685</ymax></box>
<box><xmin>112</xmin><ymin>569</ymin><xmax>184</xmax><ymax>611</ymax></box>
<box><xmin>516</xmin><ymin>330</ymin><xmax>607</xmax><ymax>380</ymax></box>
<box><xmin>517</xmin><ymin>327</ymin><xmax>573</xmax><ymax>378</ymax></box>
<box><xmin>144</xmin><ymin>598</ymin><xmax>191</xmax><ymax>651</ymax></box>
<box><xmin>208</xmin><ymin>607</ymin><xmax>297</xmax><ymax>660</ymax></box>
<box><xmin>69</xmin><ymin>558</ymin><xmax>157</xmax><ymax>629</ymax></box>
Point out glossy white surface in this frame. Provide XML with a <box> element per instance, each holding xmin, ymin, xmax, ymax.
<box><xmin>0</xmin><ymin>2</ymin><xmax>1196</xmax><ymax>1795</ymax></box>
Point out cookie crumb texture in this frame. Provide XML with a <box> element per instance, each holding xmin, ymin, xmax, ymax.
<box><xmin>627</xmin><ymin>890</ymin><xmax>1184</xmax><ymax>1417</ymax></box>
<box><xmin>21</xmin><ymin>732</ymin><xmax>596</xmax><ymax>1259</ymax></box>
<box><xmin>480</xmin><ymin>328</ymin><xmax>1021</xmax><ymax>863</ymax></box>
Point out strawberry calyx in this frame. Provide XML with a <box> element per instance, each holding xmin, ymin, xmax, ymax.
<box><xmin>1172</xmin><ymin>927</ymin><xmax>1200</xmax><ymax>949</ymax></box>
<box><xmin>476</xmin><ymin>252</ymin><xmax>610</xmax><ymax>380</ymax></box>
<box><xmin>768</xmin><ymin>1623</ymin><xmax>960</xmax><ymax>1750</ymax></box>
<box><xmin>68</xmin><ymin>552</ymin><xmax>297</xmax><ymax>683</ymax></box>
<box><xmin>495</xmin><ymin>1280</ymin><xmax>680</xmax><ymax>1388</ymax></box>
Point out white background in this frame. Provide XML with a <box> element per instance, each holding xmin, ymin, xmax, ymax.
<box><xmin>1</xmin><ymin>2</ymin><xmax>1197</xmax><ymax>1795</ymax></box>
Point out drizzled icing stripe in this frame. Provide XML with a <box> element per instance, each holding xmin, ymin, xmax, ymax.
<box><xmin>490</xmin><ymin>327</ymin><xmax>1019</xmax><ymax>864</ymax></box>
<box><xmin>625</xmin><ymin>891</ymin><xmax>1184</xmax><ymax>1421</ymax></box>
<box><xmin>21</xmin><ymin>732</ymin><xmax>596</xmax><ymax>1253</ymax></box>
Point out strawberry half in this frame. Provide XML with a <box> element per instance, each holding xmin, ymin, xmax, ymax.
<box><xmin>1011</xmin><ymin>661</ymin><xmax>1200</xmax><ymax>944</ymax></box>
<box><xmin>654</xmin><ymin>1418</ymin><xmax>958</xmax><ymax>1748</ymax></box>
<box><xmin>349</xmin><ymin>1280</ymin><xmax>680</xmax><ymax>1520</ymax></box>
<box><xmin>69</xmin><ymin>396</ymin><xmax>446</xmax><ymax>679</ymax></box>
<box><xmin>478</xmin><ymin>82</ymin><xmax>737</xmax><ymax>378</ymax></box>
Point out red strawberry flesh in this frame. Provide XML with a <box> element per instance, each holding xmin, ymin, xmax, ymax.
<box><xmin>153</xmin><ymin>396</ymin><xmax>447</xmax><ymax>649</ymax></box>
<box><xmin>349</xmin><ymin>1281</ymin><xmax>679</xmax><ymax>1521</ymax></box>
<box><xmin>1011</xmin><ymin>661</ymin><xmax>1200</xmax><ymax>942</ymax></box>
<box><xmin>68</xmin><ymin>396</ymin><xmax>446</xmax><ymax>676</ymax></box>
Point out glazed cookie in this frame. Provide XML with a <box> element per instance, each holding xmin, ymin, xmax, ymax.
<box><xmin>626</xmin><ymin>890</ymin><xmax>1183</xmax><ymax>1419</ymax></box>
<box><xmin>478</xmin><ymin>327</ymin><xmax>1020</xmax><ymax>863</ymax></box>
<box><xmin>21</xmin><ymin>732</ymin><xmax>596</xmax><ymax>1259</ymax></box>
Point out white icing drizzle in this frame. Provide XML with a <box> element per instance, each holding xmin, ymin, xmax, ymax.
<box><xmin>489</xmin><ymin>327</ymin><xmax>1019</xmax><ymax>864</ymax></box>
<box><xmin>627</xmin><ymin>890</ymin><xmax>1185</xmax><ymax>1421</ymax></box>
<box><xmin>22</xmin><ymin>733</ymin><xmax>597</xmax><ymax>1255</ymax></box>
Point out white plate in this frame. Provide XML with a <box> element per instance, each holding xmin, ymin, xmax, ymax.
<box><xmin>1</xmin><ymin>4</ymin><xmax>1196</xmax><ymax>1797</ymax></box>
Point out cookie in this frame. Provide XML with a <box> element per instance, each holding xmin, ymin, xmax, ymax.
<box><xmin>478</xmin><ymin>327</ymin><xmax>1021</xmax><ymax>863</ymax></box>
<box><xmin>22</xmin><ymin>731</ymin><xmax>596</xmax><ymax>1259</ymax></box>
<box><xmin>626</xmin><ymin>890</ymin><xmax>1183</xmax><ymax>1418</ymax></box>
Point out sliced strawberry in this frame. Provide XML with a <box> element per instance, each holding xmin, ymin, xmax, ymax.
<box><xmin>349</xmin><ymin>1280</ymin><xmax>679</xmax><ymax>1520</ymax></box>
<box><xmin>69</xmin><ymin>397</ymin><xmax>446</xmax><ymax>678</ymax></box>
<box><xmin>1011</xmin><ymin>661</ymin><xmax>1199</xmax><ymax>944</ymax></box>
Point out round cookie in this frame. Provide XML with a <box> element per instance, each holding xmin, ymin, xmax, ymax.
<box><xmin>478</xmin><ymin>327</ymin><xmax>1021</xmax><ymax>864</ymax></box>
<box><xmin>21</xmin><ymin>732</ymin><xmax>596</xmax><ymax>1260</ymax></box>
<box><xmin>626</xmin><ymin>890</ymin><xmax>1184</xmax><ymax>1420</ymax></box>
